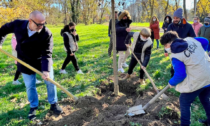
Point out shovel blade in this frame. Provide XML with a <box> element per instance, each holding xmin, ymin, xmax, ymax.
<box><xmin>126</xmin><ymin>105</ymin><xmax>145</xmax><ymax>117</ymax></box>
<box><xmin>161</xmin><ymin>93</ymin><xmax>169</xmax><ymax>101</ymax></box>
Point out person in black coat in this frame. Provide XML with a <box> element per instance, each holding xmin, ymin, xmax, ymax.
<box><xmin>0</xmin><ymin>11</ymin><xmax>62</xmax><ymax>120</ymax></box>
<box><xmin>116</xmin><ymin>10</ymin><xmax>132</xmax><ymax>73</ymax></box>
<box><xmin>162</xmin><ymin>15</ymin><xmax>172</xmax><ymax>33</ymax></box>
<box><xmin>59</xmin><ymin>22</ymin><xmax>83</xmax><ymax>74</ymax></box>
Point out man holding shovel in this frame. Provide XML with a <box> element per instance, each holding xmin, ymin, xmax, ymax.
<box><xmin>0</xmin><ymin>11</ymin><xmax>62</xmax><ymax>120</ymax></box>
<box><xmin>160</xmin><ymin>31</ymin><xmax>210</xmax><ymax>126</ymax></box>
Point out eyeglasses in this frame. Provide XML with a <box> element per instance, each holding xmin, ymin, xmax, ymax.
<box><xmin>30</xmin><ymin>19</ymin><xmax>46</xmax><ymax>27</ymax></box>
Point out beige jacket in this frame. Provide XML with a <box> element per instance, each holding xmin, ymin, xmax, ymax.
<box><xmin>132</xmin><ymin>32</ymin><xmax>153</xmax><ymax>62</ymax></box>
<box><xmin>63</xmin><ymin>32</ymin><xmax>78</xmax><ymax>52</ymax></box>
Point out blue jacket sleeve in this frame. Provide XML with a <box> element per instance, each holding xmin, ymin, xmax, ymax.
<box><xmin>169</xmin><ymin>58</ymin><xmax>187</xmax><ymax>86</ymax></box>
<box><xmin>194</xmin><ymin>37</ymin><xmax>209</xmax><ymax>51</ymax></box>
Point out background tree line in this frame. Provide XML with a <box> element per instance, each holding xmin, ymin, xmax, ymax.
<box><xmin>0</xmin><ymin>0</ymin><xmax>209</xmax><ymax>26</ymax></box>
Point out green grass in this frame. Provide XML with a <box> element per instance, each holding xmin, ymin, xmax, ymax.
<box><xmin>0</xmin><ymin>24</ymin><xmax>206</xmax><ymax>126</ymax></box>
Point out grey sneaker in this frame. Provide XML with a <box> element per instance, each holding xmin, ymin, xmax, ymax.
<box><xmin>12</xmin><ymin>80</ymin><xmax>22</xmax><ymax>85</ymax></box>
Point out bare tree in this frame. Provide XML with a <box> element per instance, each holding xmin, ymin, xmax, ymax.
<box><xmin>194</xmin><ymin>0</ymin><xmax>197</xmax><ymax>17</ymax></box>
<box><xmin>164</xmin><ymin>0</ymin><xmax>169</xmax><ymax>16</ymax></box>
<box><xmin>183</xmin><ymin>0</ymin><xmax>187</xmax><ymax>19</ymax></box>
<box><xmin>99</xmin><ymin>0</ymin><xmax>109</xmax><ymax>24</ymax></box>
<box><xmin>149</xmin><ymin>0</ymin><xmax>155</xmax><ymax>18</ymax></box>
<box><xmin>70</xmin><ymin>0</ymin><xmax>80</xmax><ymax>23</ymax></box>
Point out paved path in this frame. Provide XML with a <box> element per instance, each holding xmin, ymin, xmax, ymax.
<box><xmin>104</xmin><ymin>23</ymin><xmax>164</xmax><ymax>33</ymax></box>
<box><xmin>130</xmin><ymin>26</ymin><xmax>164</xmax><ymax>33</ymax></box>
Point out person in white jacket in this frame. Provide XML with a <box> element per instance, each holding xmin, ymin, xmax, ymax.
<box><xmin>160</xmin><ymin>31</ymin><xmax>210</xmax><ymax>126</ymax></box>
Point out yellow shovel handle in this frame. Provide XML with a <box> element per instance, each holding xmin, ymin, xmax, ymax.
<box><xmin>0</xmin><ymin>48</ymin><xmax>78</xmax><ymax>101</ymax></box>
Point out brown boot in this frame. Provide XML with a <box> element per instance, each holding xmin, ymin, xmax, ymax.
<box><xmin>123</xmin><ymin>74</ymin><xmax>131</xmax><ymax>80</ymax></box>
<box><xmin>140</xmin><ymin>79</ymin><xmax>146</xmax><ymax>85</ymax></box>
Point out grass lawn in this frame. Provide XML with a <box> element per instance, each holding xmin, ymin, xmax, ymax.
<box><xmin>0</xmin><ymin>24</ymin><xmax>206</xmax><ymax>126</ymax></box>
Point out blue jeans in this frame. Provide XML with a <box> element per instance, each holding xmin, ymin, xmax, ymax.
<box><xmin>22</xmin><ymin>66</ymin><xmax>58</xmax><ymax>108</ymax></box>
<box><xmin>179</xmin><ymin>86</ymin><xmax>210</xmax><ymax>126</ymax></box>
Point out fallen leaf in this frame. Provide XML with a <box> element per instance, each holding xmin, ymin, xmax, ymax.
<box><xmin>10</xmin><ymin>98</ymin><xmax>17</xmax><ymax>103</ymax></box>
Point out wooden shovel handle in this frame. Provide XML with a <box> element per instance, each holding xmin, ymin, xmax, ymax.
<box><xmin>128</xmin><ymin>47</ymin><xmax>159</xmax><ymax>93</ymax></box>
<box><xmin>143</xmin><ymin>85</ymin><xmax>170</xmax><ymax>110</ymax></box>
<box><xmin>0</xmin><ymin>48</ymin><xmax>78</xmax><ymax>101</ymax></box>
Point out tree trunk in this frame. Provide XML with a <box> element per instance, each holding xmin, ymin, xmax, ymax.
<box><xmin>111</xmin><ymin>0</ymin><xmax>119</xmax><ymax>96</ymax></box>
<box><xmin>183</xmin><ymin>0</ymin><xmax>187</xmax><ymax>20</ymax></box>
<box><xmin>194</xmin><ymin>0</ymin><xmax>197</xmax><ymax>17</ymax></box>
<box><xmin>175</xmin><ymin>0</ymin><xmax>178</xmax><ymax>10</ymax></box>
<box><xmin>64</xmin><ymin>0</ymin><xmax>67</xmax><ymax>25</ymax></box>
<box><xmin>70</xmin><ymin>0</ymin><xmax>80</xmax><ymax>23</ymax></box>
<box><xmin>100</xmin><ymin>9</ymin><xmax>105</xmax><ymax>24</ymax></box>
<box><xmin>150</xmin><ymin>0</ymin><xmax>154</xmax><ymax>18</ymax></box>
<box><xmin>165</xmin><ymin>0</ymin><xmax>169</xmax><ymax>16</ymax></box>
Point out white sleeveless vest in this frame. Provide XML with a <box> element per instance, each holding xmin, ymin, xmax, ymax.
<box><xmin>63</xmin><ymin>32</ymin><xmax>78</xmax><ymax>52</ymax></box>
<box><xmin>132</xmin><ymin>32</ymin><xmax>152</xmax><ymax>62</ymax></box>
<box><xmin>170</xmin><ymin>37</ymin><xmax>210</xmax><ymax>93</ymax></box>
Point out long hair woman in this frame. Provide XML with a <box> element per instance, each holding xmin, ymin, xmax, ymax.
<box><xmin>59</xmin><ymin>22</ymin><xmax>83</xmax><ymax>74</ymax></box>
<box><xmin>150</xmin><ymin>16</ymin><xmax>160</xmax><ymax>49</ymax></box>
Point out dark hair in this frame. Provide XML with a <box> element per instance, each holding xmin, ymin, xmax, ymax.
<box><xmin>160</xmin><ymin>31</ymin><xmax>179</xmax><ymax>45</ymax></box>
<box><xmin>69</xmin><ymin>22</ymin><xmax>76</xmax><ymax>27</ymax></box>
<box><xmin>60</xmin><ymin>22</ymin><xmax>76</xmax><ymax>36</ymax></box>
<box><xmin>115</xmin><ymin>11</ymin><xmax>118</xmax><ymax>13</ymax></box>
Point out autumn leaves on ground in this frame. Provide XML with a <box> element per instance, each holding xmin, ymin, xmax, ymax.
<box><xmin>0</xmin><ymin>24</ymin><xmax>206</xmax><ymax>126</ymax></box>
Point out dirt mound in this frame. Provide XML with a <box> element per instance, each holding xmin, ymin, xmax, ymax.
<box><xmin>41</xmin><ymin>74</ymin><xmax>180</xmax><ymax>126</ymax></box>
<box><xmin>75</xmin><ymin>96</ymin><xmax>102</xmax><ymax>108</ymax></box>
<box><xmin>99</xmin><ymin>73</ymin><xmax>141</xmax><ymax>95</ymax></box>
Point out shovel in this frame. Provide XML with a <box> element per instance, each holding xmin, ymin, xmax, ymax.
<box><xmin>126</xmin><ymin>85</ymin><xmax>170</xmax><ymax>116</ymax></box>
<box><xmin>128</xmin><ymin>46</ymin><xmax>169</xmax><ymax>100</ymax></box>
<box><xmin>0</xmin><ymin>48</ymin><xmax>78</xmax><ymax>101</ymax></box>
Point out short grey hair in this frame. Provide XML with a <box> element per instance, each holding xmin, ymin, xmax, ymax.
<box><xmin>29</xmin><ymin>11</ymin><xmax>44</xmax><ymax>19</ymax></box>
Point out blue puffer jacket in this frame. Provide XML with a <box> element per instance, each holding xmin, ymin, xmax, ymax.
<box><xmin>167</xmin><ymin>18</ymin><xmax>196</xmax><ymax>38</ymax></box>
<box><xmin>169</xmin><ymin>37</ymin><xmax>210</xmax><ymax>88</ymax></box>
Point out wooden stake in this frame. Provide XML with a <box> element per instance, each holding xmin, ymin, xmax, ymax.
<box><xmin>111</xmin><ymin>0</ymin><xmax>119</xmax><ymax>96</ymax></box>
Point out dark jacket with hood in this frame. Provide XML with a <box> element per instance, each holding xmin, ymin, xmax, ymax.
<box><xmin>169</xmin><ymin>37</ymin><xmax>210</xmax><ymax>89</ymax></box>
<box><xmin>0</xmin><ymin>20</ymin><xmax>53</xmax><ymax>75</ymax></box>
<box><xmin>162</xmin><ymin>15</ymin><xmax>172</xmax><ymax>33</ymax></box>
<box><xmin>167</xmin><ymin>18</ymin><xmax>196</xmax><ymax>38</ymax></box>
<box><xmin>116</xmin><ymin>10</ymin><xmax>132</xmax><ymax>51</ymax></box>
<box><xmin>198</xmin><ymin>24</ymin><xmax>210</xmax><ymax>44</ymax></box>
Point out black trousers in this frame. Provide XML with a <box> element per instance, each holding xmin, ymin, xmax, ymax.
<box><xmin>14</xmin><ymin>64</ymin><xmax>21</xmax><ymax>81</ymax></box>
<box><xmin>61</xmin><ymin>53</ymin><xmax>79</xmax><ymax>71</ymax></box>
<box><xmin>128</xmin><ymin>56</ymin><xmax>145</xmax><ymax>79</ymax></box>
